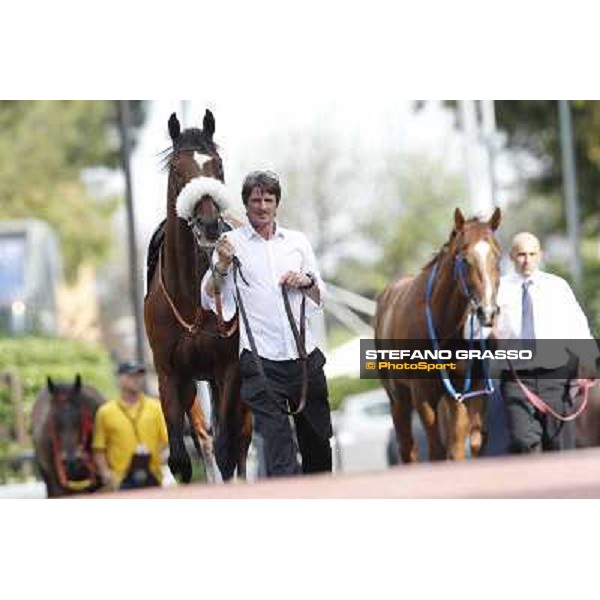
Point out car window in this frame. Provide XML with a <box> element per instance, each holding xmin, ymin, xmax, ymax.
<box><xmin>0</xmin><ymin>235</ymin><xmax>25</xmax><ymax>303</ymax></box>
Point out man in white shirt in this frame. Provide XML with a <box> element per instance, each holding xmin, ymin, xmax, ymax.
<box><xmin>496</xmin><ymin>232</ymin><xmax>598</xmax><ymax>453</ymax></box>
<box><xmin>202</xmin><ymin>171</ymin><xmax>332</xmax><ymax>477</ymax></box>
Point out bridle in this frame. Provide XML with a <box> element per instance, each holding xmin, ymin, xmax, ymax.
<box><xmin>425</xmin><ymin>238</ymin><xmax>499</xmax><ymax>402</ymax></box>
<box><xmin>158</xmin><ymin>243</ymin><xmax>237</xmax><ymax>339</ymax></box>
<box><xmin>50</xmin><ymin>398</ymin><xmax>97</xmax><ymax>492</ymax></box>
<box><xmin>453</xmin><ymin>252</ymin><xmax>499</xmax><ymax>325</ymax></box>
<box><xmin>187</xmin><ymin>202</ymin><xmax>239</xmax><ymax>337</ymax></box>
<box><xmin>187</xmin><ymin>206</ymin><xmax>230</xmax><ymax>251</ymax></box>
<box><xmin>159</xmin><ymin>165</ymin><xmax>238</xmax><ymax>338</ymax></box>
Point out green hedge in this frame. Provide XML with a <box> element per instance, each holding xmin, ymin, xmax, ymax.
<box><xmin>0</xmin><ymin>336</ymin><xmax>117</xmax><ymax>439</ymax></box>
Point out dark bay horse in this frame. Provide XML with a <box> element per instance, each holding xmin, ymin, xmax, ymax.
<box><xmin>31</xmin><ymin>375</ymin><xmax>105</xmax><ymax>498</ymax></box>
<box><xmin>144</xmin><ymin>111</ymin><xmax>251</xmax><ymax>483</ymax></box>
<box><xmin>375</xmin><ymin>208</ymin><xmax>502</xmax><ymax>462</ymax></box>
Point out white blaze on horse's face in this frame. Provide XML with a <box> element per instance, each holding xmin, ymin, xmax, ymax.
<box><xmin>474</xmin><ymin>240</ymin><xmax>493</xmax><ymax>307</ymax></box>
<box><xmin>193</xmin><ymin>152</ymin><xmax>214</xmax><ymax>173</ymax></box>
<box><xmin>466</xmin><ymin>239</ymin><xmax>497</xmax><ymax>335</ymax></box>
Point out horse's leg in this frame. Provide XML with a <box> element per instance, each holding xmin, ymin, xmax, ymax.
<box><xmin>178</xmin><ymin>377</ymin><xmax>201</xmax><ymax>478</ymax></box>
<box><xmin>187</xmin><ymin>383</ymin><xmax>222</xmax><ymax>484</ymax></box>
<box><xmin>387</xmin><ymin>381</ymin><xmax>417</xmax><ymax>463</ymax></box>
<box><xmin>188</xmin><ymin>397</ymin><xmax>212</xmax><ymax>444</ymax></box>
<box><xmin>227</xmin><ymin>365</ymin><xmax>251</xmax><ymax>481</ymax></box>
<box><xmin>414</xmin><ymin>387</ymin><xmax>446</xmax><ymax>461</ymax></box>
<box><xmin>41</xmin><ymin>467</ymin><xmax>63</xmax><ymax>498</ymax></box>
<box><xmin>187</xmin><ymin>388</ymin><xmax>216</xmax><ymax>479</ymax></box>
<box><xmin>159</xmin><ymin>374</ymin><xmax>193</xmax><ymax>484</ymax></box>
<box><xmin>211</xmin><ymin>378</ymin><xmax>237</xmax><ymax>482</ymax></box>
<box><xmin>237</xmin><ymin>402</ymin><xmax>253</xmax><ymax>479</ymax></box>
<box><xmin>211</xmin><ymin>361</ymin><xmax>250</xmax><ymax>482</ymax></box>
<box><xmin>441</xmin><ymin>395</ymin><xmax>470</xmax><ymax>460</ymax></box>
<box><xmin>37</xmin><ymin>443</ymin><xmax>64</xmax><ymax>498</ymax></box>
<box><xmin>467</xmin><ymin>396</ymin><xmax>485</xmax><ymax>458</ymax></box>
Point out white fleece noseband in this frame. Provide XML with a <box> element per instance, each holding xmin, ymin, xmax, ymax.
<box><xmin>175</xmin><ymin>176</ymin><xmax>232</xmax><ymax>220</ymax></box>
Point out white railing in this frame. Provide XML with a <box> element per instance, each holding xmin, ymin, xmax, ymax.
<box><xmin>323</xmin><ymin>281</ymin><xmax>375</xmax><ymax>337</ymax></box>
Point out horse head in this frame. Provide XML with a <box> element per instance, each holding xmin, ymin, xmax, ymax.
<box><xmin>166</xmin><ymin>111</ymin><xmax>232</xmax><ymax>248</ymax></box>
<box><xmin>449</xmin><ymin>207</ymin><xmax>502</xmax><ymax>331</ymax></box>
<box><xmin>47</xmin><ymin>374</ymin><xmax>96</xmax><ymax>488</ymax></box>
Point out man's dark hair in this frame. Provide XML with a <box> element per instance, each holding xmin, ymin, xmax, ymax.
<box><xmin>241</xmin><ymin>171</ymin><xmax>281</xmax><ymax>206</ymax></box>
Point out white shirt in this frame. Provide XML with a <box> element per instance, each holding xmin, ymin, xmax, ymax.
<box><xmin>496</xmin><ymin>269</ymin><xmax>597</xmax><ymax>369</ymax></box>
<box><xmin>201</xmin><ymin>223</ymin><xmax>325</xmax><ymax>361</ymax></box>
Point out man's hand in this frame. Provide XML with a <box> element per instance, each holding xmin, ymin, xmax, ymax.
<box><xmin>94</xmin><ymin>450</ymin><xmax>118</xmax><ymax>491</ymax></box>
<box><xmin>576</xmin><ymin>377</ymin><xmax>597</xmax><ymax>391</ymax></box>
<box><xmin>279</xmin><ymin>271</ymin><xmax>312</xmax><ymax>289</ymax></box>
<box><xmin>215</xmin><ymin>236</ymin><xmax>235</xmax><ymax>272</ymax></box>
<box><xmin>100</xmin><ymin>470</ymin><xmax>118</xmax><ymax>492</ymax></box>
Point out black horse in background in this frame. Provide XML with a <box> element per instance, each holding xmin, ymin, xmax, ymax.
<box><xmin>31</xmin><ymin>375</ymin><xmax>105</xmax><ymax>498</ymax></box>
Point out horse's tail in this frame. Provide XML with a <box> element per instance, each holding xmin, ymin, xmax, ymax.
<box><xmin>146</xmin><ymin>219</ymin><xmax>167</xmax><ymax>294</ymax></box>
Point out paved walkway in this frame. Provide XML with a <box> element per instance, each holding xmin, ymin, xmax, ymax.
<box><xmin>99</xmin><ymin>447</ymin><xmax>600</xmax><ymax>499</ymax></box>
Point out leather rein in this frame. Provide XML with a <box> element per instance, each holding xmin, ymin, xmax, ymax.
<box><xmin>158</xmin><ymin>243</ymin><xmax>238</xmax><ymax>339</ymax></box>
<box><xmin>232</xmin><ymin>257</ymin><xmax>308</xmax><ymax>416</ymax></box>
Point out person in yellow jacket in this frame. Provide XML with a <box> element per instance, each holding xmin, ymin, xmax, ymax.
<box><xmin>93</xmin><ymin>362</ymin><xmax>168</xmax><ymax>491</ymax></box>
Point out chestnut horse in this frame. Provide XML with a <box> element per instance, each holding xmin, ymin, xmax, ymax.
<box><xmin>375</xmin><ymin>208</ymin><xmax>502</xmax><ymax>462</ymax></box>
<box><xmin>144</xmin><ymin>111</ymin><xmax>251</xmax><ymax>483</ymax></box>
<box><xmin>32</xmin><ymin>375</ymin><xmax>105</xmax><ymax>498</ymax></box>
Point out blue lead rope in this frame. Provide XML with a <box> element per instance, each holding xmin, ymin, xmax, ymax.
<box><xmin>425</xmin><ymin>257</ymin><xmax>495</xmax><ymax>402</ymax></box>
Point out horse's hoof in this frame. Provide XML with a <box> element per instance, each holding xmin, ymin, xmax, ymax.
<box><xmin>168</xmin><ymin>455</ymin><xmax>193</xmax><ymax>484</ymax></box>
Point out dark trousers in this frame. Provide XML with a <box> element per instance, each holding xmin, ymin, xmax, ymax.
<box><xmin>240</xmin><ymin>349</ymin><xmax>333</xmax><ymax>478</ymax></box>
<box><xmin>501</xmin><ymin>368</ymin><xmax>576</xmax><ymax>454</ymax></box>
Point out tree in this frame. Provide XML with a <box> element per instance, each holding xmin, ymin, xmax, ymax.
<box><xmin>334</xmin><ymin>152</ymin><xmax>468</xmax><ymax>297</ymax></box>
<box><xmin>497</xmin><ymin>101</ymin><xmax>600</xmax><ymax>236</ymax></box>
<box><xmin>252</xmin><ymin>120</ymin><xmax>469</xmax><ymax>298</ymax></box>
<box><xmin>0</xmin><ymin>101</ymin><xmax>147</xmax><ymax>280</ymax></box>
<box><xmin>248</xmin><ymin>118</ymin><xmax>360</xmax><ymax>278</ymax></box>
<box><xmin>435</xmin><ymin>100</ymin><xmax>600</xmax><ymax>331</ymax></box>
<box><xmin>435</xmin><ymin>100</ymin><xmax>600</xmax><ymax>233</ymax></box>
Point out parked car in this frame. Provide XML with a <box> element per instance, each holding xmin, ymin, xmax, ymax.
<box><xmin>333</xmin><ymin>388</ymin><xmax>428</xmax><ymax>473</ymax></box>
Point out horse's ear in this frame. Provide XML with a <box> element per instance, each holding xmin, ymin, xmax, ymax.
<box><xmin>203</xmin><ymin>109</ymin><xmax>215</xmax><ymax>141</ymax></box>
<box><xmin>74</xmin><ymin>374</ymin><xmax>82</xmax><ymax>393</ymax></box>
<box><xmin>47</xmin><ymin>376</ymin><xmax>55</xmax><ymax>394</ymax></box>
<box><xmin>454</xmin><ymin>208</ymin><xmax>466</xmax><ymax>231</ymax></box>
<box><xmin>168</xmin><ymin>113</ymin><xmax>181</xmax><ymax>143</ymax></box>
<box><xmin>488</xmin><ymin>207</ymin><xmax>502</xmax><ymax>231</ymax></box>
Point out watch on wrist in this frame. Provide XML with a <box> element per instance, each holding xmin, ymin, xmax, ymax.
<box><xmin>300</xmin><ymin>272</ymin><xmax>316</xmax><ymax>290</ymax></box>
<box><xmin>214</xmin><ymin>264</ymin><xmax>229</xmax><ymax>277</ymax></box>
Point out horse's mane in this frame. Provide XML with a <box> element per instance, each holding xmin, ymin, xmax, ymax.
<box><xmin>422</xmin><ymin>216</ymin><xmax>500</xmax><ymax>272</ymax></box>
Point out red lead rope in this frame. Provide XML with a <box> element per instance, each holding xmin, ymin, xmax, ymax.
<box><xmin>513</xmin><ymin>376</ymin><xmax>595</xmax><ymax>422</ymax></box>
